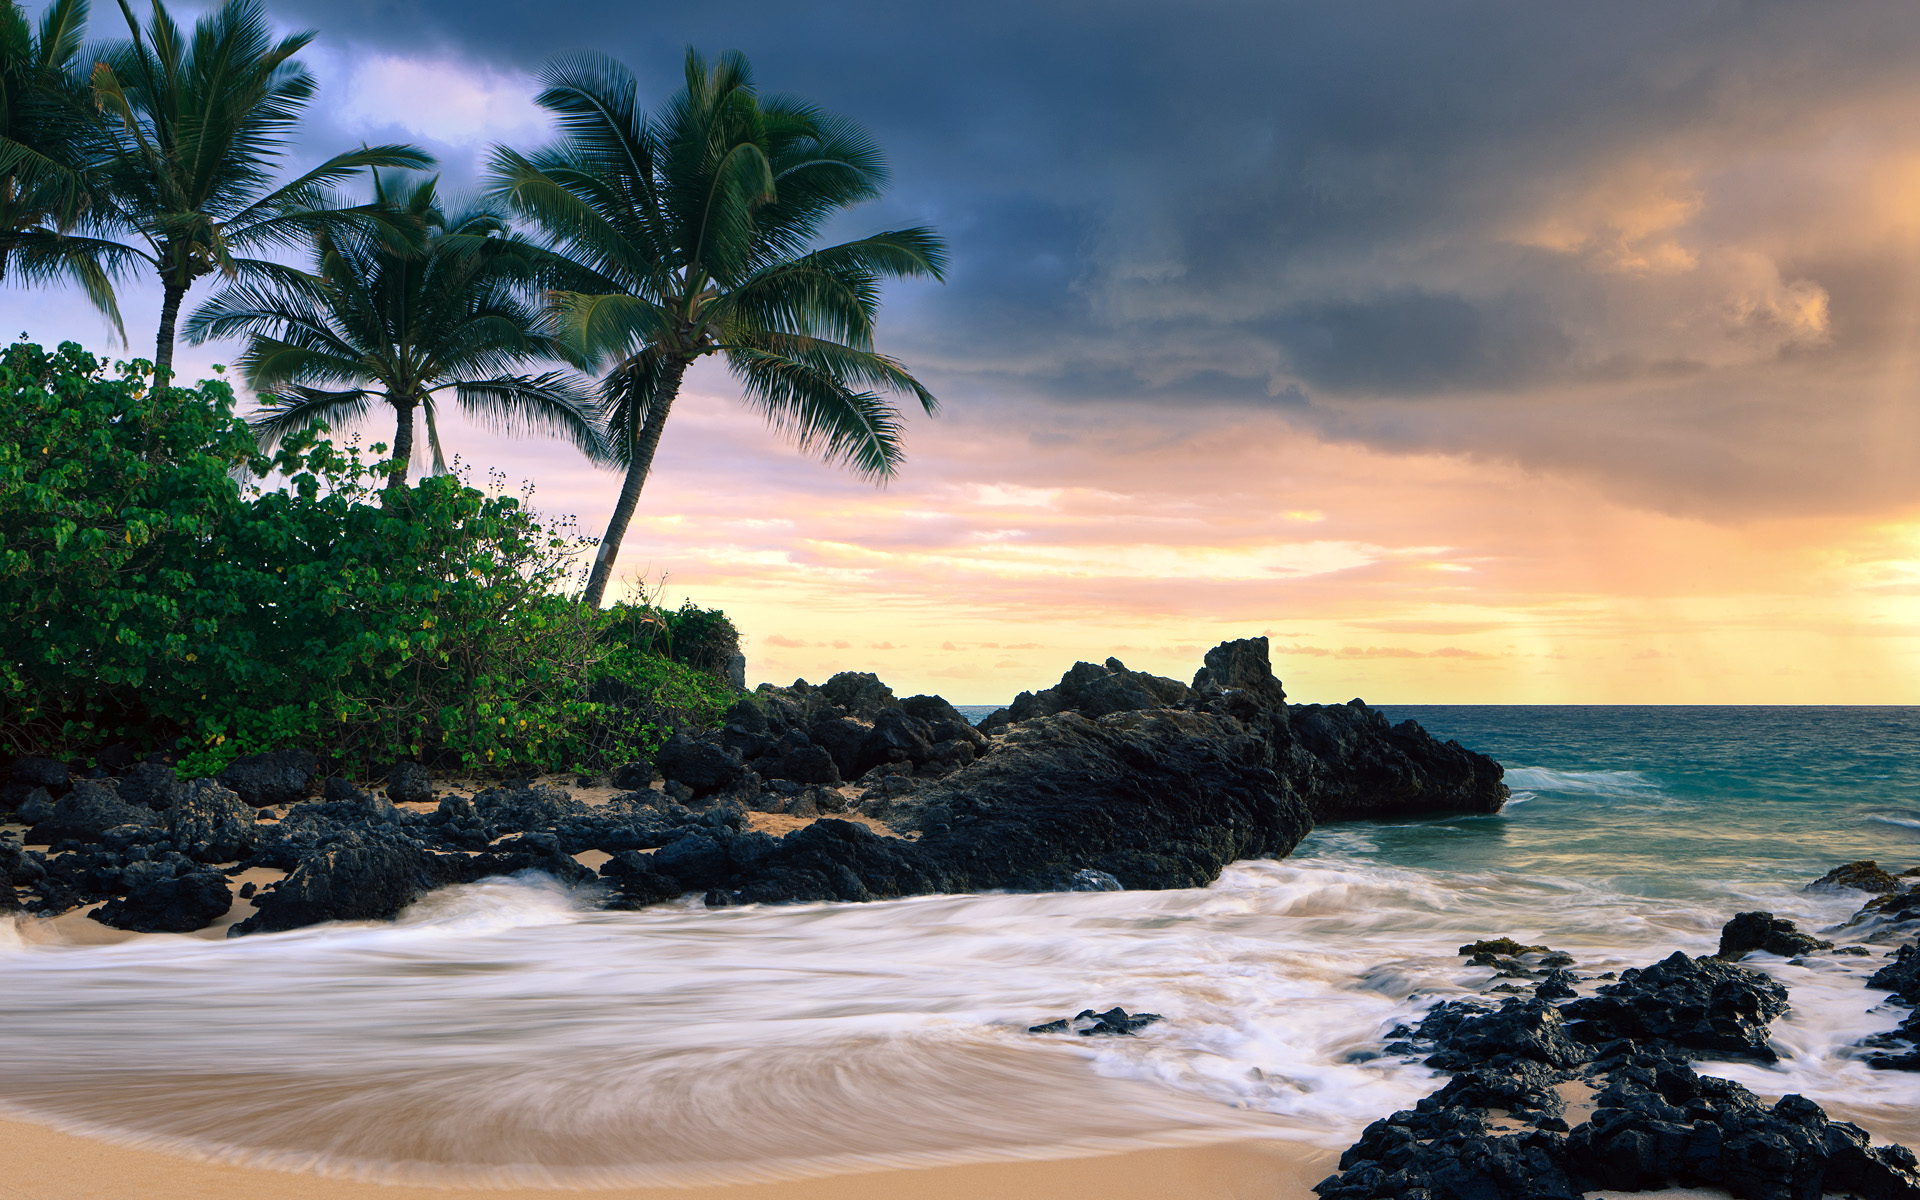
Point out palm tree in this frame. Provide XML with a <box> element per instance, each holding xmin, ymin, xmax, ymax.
<box><xmin>88</xmin><ymin>0</ymin><xmax>433</xmax><ymax>383</ymax></box>
<box><xmin>489</xmin><ymin>49</ymin><xmax>946</xmax><ymax>608</ymax></box>
<box><xmin>186</xmin><ymin>172</ymin><xmax>603</xmax><ymax>484</ymax></box>
<box><xmin>0</xmin><ymin>0</ymin><xmax>129</xmax><ymax>334</ymax></box>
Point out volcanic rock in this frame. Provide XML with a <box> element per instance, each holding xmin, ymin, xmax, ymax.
<box><xmin>1718</xmin><ymin>910</ymin><xmax>1833</xmax><ymax>959</ymax></box>
<box><xmin>1812</xmin><ymin>861</ymin><xmax>1905</xmax><ymax>894</ymax></box>
<box><xmin>27</xmin><ymin>779</ymin><xmax>161</xmax><ymax>845</ymax></box>
<box><xmin>1288</xmin><ymin>700</ymin><xmax>1507</xmax><ymax>822</ymax></box>
<box><xmin>818</xmin><ymin>671</ymin><xmax>898</xmax><ymax>719</ymax></box>
<box><xmin>116</xmin><ymin>761</ymin><xmax>183</xmax><ymax>809</ymax></box>
<box><xmin>168</xmin><ymin>778</ymin><xmax>256</xmax><ymax>862</ymax></box>
<box><xmin>231</xmin><ymin>830</ymin><xmax>461</xmax><ymax>934</ymax></box>
<box><xmin>218</xmin><ymin>749</ymin><xmax>318</xmax><ymax>807</ymax></box>
<box><xmin>9</xmin><ymin>755</ymin><xmax>70</xmax><ymax>793</ymax></box>
<box><xmin>1563</xmin><ymin>951</ymin><xmax>1789</xmax><ymax>1061</ymax></box>
<box><xmin>91</xmin><ymin>859</ymin><xmax>232</xmax><ymax>932</ymax></box>
<box><xmin>385</xmin><ymin>761</ymin><xmax>433</xmax><ymax>805</ymax></box>
<box><xmin>654</xmin><ymin>732</ymin><xmax>744</xmax><ymax>797</ymax></box>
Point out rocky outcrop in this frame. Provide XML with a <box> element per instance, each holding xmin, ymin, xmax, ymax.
<box><xmin>1563</xmin><ymin>951</ymin><xmax>1789</xmax><ymax>1061</ymax></box>
<box><xmin>1325</xmin><ymin>947</ymin><xmax>1920</xmax><ymax>1200</ymax></box>
<box><xmin>168</xmin><ymin>779</ymin><xmax>256</xmax><ymax>862</ymax></box>
<box><xmin>4</xmin><ymin>636</ymin><xmax>1505</xmax><ymax>934</ymax></box>
<box><xmin>996</xmin><ymin>657</ymin><xmax>1191</xmax><ymax>725</ymax></box>
<box><xmin>1285</xmin><ymin>700</ymin><xmax>1508</xmax><ymax>822</ymax></box>
<box><xmin>217</xmin><ymin>749</ymin><xmax>318</xmax><ymax>808</ymax></box>
<box><xmin>233</xmin><ymin>829</ymin><xmax>457</xmax><ymax>934</ymax></box>
<box><xmin>116</xmin><ymin>761</ymin><xmax>183</xmax><ymax>809</ymax></box>
<box><xmin>26</xmin><ymin>779</ymin><xmax>162</xmax><ymax>845</ymax></box>
<box><xmin>1718</xmin><ymin>911</ymin><xmax>1834</xmax><ymax>960</ymax></box>
<box><xmin>91</xmin><ymin>858</ymin><xmax>232</xmax><ymax>932</ymax></box>
<box><xmin>892</xmin><ymin>708</ymin><xmax>1313</xmax><ymax>892</ymax></box>
<box><xmin>385</xmin><ymin>761</ymin><xmax>433</xmax><ymax>805</ymax></box>
<box><xmin>1811</xmin><ymin>861</ymin><xmax>1905</xmax><ymax>894</ymax></box>
<box><xmin>1863</xmin><ymin>944</ymin><xmax>1920</xmax><ymax>1071</ymax></box>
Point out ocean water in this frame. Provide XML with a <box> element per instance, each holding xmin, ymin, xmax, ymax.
<box><xmin>1</xmin><ymin>706</ymin><xmax>1917</xmax><ymax>1185</ymax></box>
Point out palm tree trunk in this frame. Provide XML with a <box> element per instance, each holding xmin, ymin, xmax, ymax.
<box><xmin>582</xmin><ymin>358</ymin><xmax>688</xmax><ymax>609</ymax></box>
<box><xmin>390</xmin><ymin>398</ymin><xmax>416</xmax><ymax>484</ymax></box>
<box><xmin>154</xmin><ymin>281</ymin><xmax>185</xmax><ymax>388</ymax></box>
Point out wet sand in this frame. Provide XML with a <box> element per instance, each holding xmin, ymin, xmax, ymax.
<box><xmin>0</xmin><ymin>1116</ymin><xmax>1334</xmax><ymax>1200</ymax></box>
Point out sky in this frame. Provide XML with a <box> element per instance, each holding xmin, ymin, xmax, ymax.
<box><xmin>11</xmin><ymin>0</ymin><xmax>1920</xmax><ymax>704</ymax></box>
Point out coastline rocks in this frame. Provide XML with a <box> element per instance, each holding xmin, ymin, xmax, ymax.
<box><xmin>654</xmin><ymin>732</ymin><xmax>744</xmax><ymax>797</ymax></box>
<box><xmin>217</xmin><ymin>749</ymin><xmax>318</xmax><ymax>808</ymax></box>
<box><xmin>1811</xmin><ymin>861</ymin><xmax>1904</xmax><ymax>894</ymax></box>
<box><xmin>116</xmin><ymin>761</ymin><xmax>183</xmax><ymax>809</ymax></box>
<box><xmin>1027</xmin><ymin>1007</ymin><xmax>1163</xmax><ymax>1036</ymax></box>
<box><xmin>1287</xmin><ymin>700</ymin><xmax>1508</xmax><ymax>822</ymax></box>
<box><xmin>1318</xmin><ymin>1049</ymin><xmax>1920</xmax><ymax>1200</ymax></box>
<box><xmin>9</xmin><ymin>755</ymin><xmax>71</xmax><ymax>794</ymax></box>
<box><xmin>90</xmin><ymin>858</ymin><xmax>231</xmax><ymax>932</ymax></box>
<box><xmin>1406</xmin><ymin>998</ymin><xmax>1591</xmax><ymax>1070</ymax></box>
<box><xmin>895</xmin><ymin>708</ymin><xmax>1313</xmax><ymax>892</ymax></box>
<box><xmin>385</xmin><ymin>761</ymin><xmax>433</xmax><ymax>805</ymax></box>
<box><xmin>610</xmin><ymin>761</ymin><xmax>656</xmax><ymax>790</ymax></box>
<box><xmin>817</xmin><ymin>671</ymin><xmax>897</xmax><ymax>720</ymax></box>
<box><xmin>27</xmin><ymin>779</ymin><xmax>162</xmax><ymax>845</ymax></box>
<box><xmin>232</xmin><ymin>830</ymin><xmax>460</xmax><ymax>935</ymax></box>
<box><xmin>1863</xmin><ymin>945</ymin><xmax>1920</xmax><ymax>1071</ymax></box>
<box><xmin>1718</xmin><ymin>911</ymin><xmax>1834</xmax><ymax>960</ymax></box>
<box><xmin>1004</xmin><ymin>657</ymin><xmax>1191</xmax><ymax>724</ymax></box>
<box><xmin>7</xmin><ymin>635</ymin><xmax>1510</xmax><ymax>933</ymax></box>
<box><xmin>1324</xmin><ymin>948</ymin><xmax>1920</xmax><ymax>1200</ymax></box>
<box><xmin>167</xmin><ymin>779</ymin><xmax>257</xmax><ymax>862</ymax></box>
<box><xmin>1563</xmin><ymin>951</ymin><xmax>1789</xmax><ymax>1061</ymax></box>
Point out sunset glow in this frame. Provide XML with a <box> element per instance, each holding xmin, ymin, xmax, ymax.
<box><xmin>12</xmin><ymin>0</ymin><xmax>1920</xmax><ymax>705</ymax></box>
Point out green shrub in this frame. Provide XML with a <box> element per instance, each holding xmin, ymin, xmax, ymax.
<box><xmin>0</xmin><ymin>341</ymin><xmax>735</xmax><ymax>773</ymax></box>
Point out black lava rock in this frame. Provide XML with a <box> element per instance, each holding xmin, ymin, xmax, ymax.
<box><xmin>610</xmin><ymin>761</ymin><xmax>656</xmax><ymax>790</ymax></box>
<box><xmin>168</xmin><ymin>778</ymin><xmax>257</xmax><ymax>862</ymax></box>
<box><xmin>895</xmin><ymin>708</ymin><xmax>1314</xmax><ymax>892</ymax></box>
<box><xmin>231</xmin><ymin>830</ymin><xmax>460</xmax><ymax>934</ymax></box>
<box><xmin>9</xmin><ymin>755</ymin><xmax>70</xmax><ymax>793</ymax></box>
<box><xmin>1418</xmin><ymin>998</ymin><xmax>1593</xmax><ymax>1071</ymax></box>
<box><xmin>1028</xmin><ymin>1007</ymin><xmax>1162</xmax><ymax>1036</ymax></box>
<box><xmin>1718</xmin><ymin>911</ymin><xmax>1834</xmax><ymax>959</ymax></box>
<box><xmin>116</xmin><ymin>761</ymin><xmax>183</xmax><ymax>809</ymax></box>
<box><xmin>91</xmin><ymin>860</ymin><xmax>232</xmax><ymax>932</ymax></box>
<box><xmin>385</xmin><ymin>761</ymin><xmax>433</xmax><ymax>805</ymax></box>
<box><xmin>27</xmin><ymin>779</ymin><xmax>162</xmax><ymax>845</ymax></box>
<box><xmin>1563</xmin><ymin>951</ymin><xmax>1789</xmax><ymax>1061</ymax></box>
<box><xmin>654</xmin><ymin>733</ymin><xmax>744</xmax><ymax>797</ymax></box>
<box><xmin>218</xmin><ymin>749</ymin><xmax>318</xmax><ymax>808</ymax></box>
<box><xmin>1810</xmin><ymin>861</ymin><xmax>1904</xmax><ymax>894</ymax></box>
<box><xmin>1321</xmin><ymin>980</ymin><xmax>1920</xmax><ymax>1200</ymax></box>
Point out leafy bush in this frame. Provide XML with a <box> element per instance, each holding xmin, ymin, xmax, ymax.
<box><xmin>0</xmin><ymin>341</ymin><xmax>735</xmax><ymax>773</ymax></box>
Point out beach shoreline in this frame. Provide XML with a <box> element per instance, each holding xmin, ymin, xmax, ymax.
<box><xmin>0</xmin><ymin>1116</ymin><xmax>1336</xmax><ymax>1200</ymax></box>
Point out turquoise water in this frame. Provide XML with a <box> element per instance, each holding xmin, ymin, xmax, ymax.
<box><xmin>1371</xmin><ymin>706</ymin><xmax>1920</xmax><ymax>887</ymax></box>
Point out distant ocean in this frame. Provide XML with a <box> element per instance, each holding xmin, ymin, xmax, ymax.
<box><xmin>2</xmin><ymin>705</ymin><xmax>1916</xmax><ymax>1183</ymax></box>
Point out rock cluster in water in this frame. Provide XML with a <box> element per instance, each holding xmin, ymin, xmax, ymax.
<box><xmin>0</xmin><ymin>637</ymin><xmax>1506</xmax><ymax>933</ymax></box>
<box><xmin>1321</xmin><ymin>937</ymin><xmax>1920</xmax><ymax>1200</ymax></box>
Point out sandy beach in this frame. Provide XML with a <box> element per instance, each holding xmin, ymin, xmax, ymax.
<box><xmin>0</xmin><ymin>1118</ymin><xmax>1335</xmax><ymax>1200</ymax></box>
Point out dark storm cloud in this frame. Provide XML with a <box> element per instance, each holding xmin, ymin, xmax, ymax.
<box><xmin>272</xmin><ymin>0</ymin><xmax>1920</xmax><ymax>514</ymax></box>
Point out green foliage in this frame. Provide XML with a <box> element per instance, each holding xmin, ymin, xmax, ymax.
<box><xmin>0</xmin><ymin>340</ymin><xmax>734</xmax><ymax>771</ymax></box>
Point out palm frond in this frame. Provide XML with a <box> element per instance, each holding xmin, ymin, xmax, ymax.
<box><xmin>726</xmin><ymin>344</ymin><xmax>905</xmax><ymax>480</ymax></box>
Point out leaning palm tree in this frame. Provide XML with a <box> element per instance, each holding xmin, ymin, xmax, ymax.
<box><xmin>88</xmin><ymin>0</ymin><xmax>433</xmax><ymax>383</ymax></box>
<box><xmin>490</xmin><ymin>49</ymin><xmax>946</xmax><ymax>608</ymax></box>
<box><xmin>186</xmin><ymin>172</ymin><xmax>603</xmax><ymax>485</ymax></box>
<box><xmin>0</xmin><ymin>0</ymin><xmax>130</xmax><ymax>333</ymax></box>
